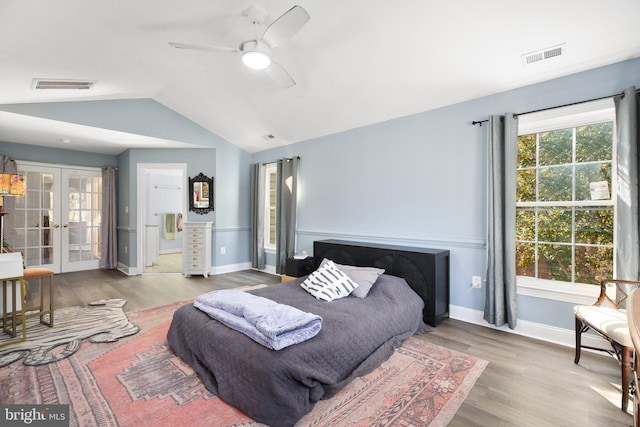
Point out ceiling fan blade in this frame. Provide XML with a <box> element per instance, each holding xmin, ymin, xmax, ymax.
<box><xmin>261</xmin><ymin>5</ymin><xmax>310</xmax><ymax>48</ymax></box>
<box><xmin>265</xmin><ymin>61</ymin><xmax>296</xmax><ymax>88</ymax></box>
<box><xmin>169</xmin><ymin>42</ymin><xmax>238</xmax><ymax>53</ymax></box>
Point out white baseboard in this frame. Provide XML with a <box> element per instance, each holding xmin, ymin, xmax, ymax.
<box><xmin>117</xmin><ymin>262</ymin><xmax>138</xmax><ymax>276</ymax></box>
<box><xmin>246</xmin><ymin>265</ymin><xmax>278</xmax><ymax>276</ymax></box>
<box><xmin>119</xmin><ymin>261</ymin><xmax>265</xmax><ymax>277</ymax></box>
<box><xmin>210</xmin><ymin>262</ymin><xmax>252</xmax><ymax>275</ymax></box>
<box><xmin>158</xmin><ymin>249</ymin><xmax>181</xmax><ymax>255</ymax></box>
<box><xmin>450</xmin><ymin>304</ymin><xmax>609</xmax><ymax>351</ymax></box>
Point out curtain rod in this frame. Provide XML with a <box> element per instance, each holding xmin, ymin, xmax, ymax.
<box><xmin>261</xmin><ymin>156</ymin><xmax>300</xmax><ymax>165</ymax></box>
<box><xmin>471</xmin><ymin>88</ymin><xmax>638</xmax><ymax>127</ymax></box>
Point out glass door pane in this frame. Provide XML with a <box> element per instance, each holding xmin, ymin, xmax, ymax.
<box><xmin>62</xmin><ymin>169</ymin><xmax>101</xmax><ymax>272</ymax></box>
<box><xmin>13</xmin><ymin>166</ymin><xmax>60</xmax><ymax>271</ymax></box>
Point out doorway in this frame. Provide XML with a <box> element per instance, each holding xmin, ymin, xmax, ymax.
<box><xmin>13</xmin><ymin>162</ymin><xmax>102</xmax><ymax>273</ymax></box>
<box><xmin>136</xmin><ymin>163</ymin><xmax>187</xmax><ymax>274</ymax></box>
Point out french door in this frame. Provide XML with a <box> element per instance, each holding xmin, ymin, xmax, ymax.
<box><xmin>13</xmin><ymin>163</ymin><xmax>102</xmax><ymax>273</ymax></box>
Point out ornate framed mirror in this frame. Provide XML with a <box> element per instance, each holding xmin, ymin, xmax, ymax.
<box><xmin>189</xmin><ymin>173</ymin><xmax>214</xmax><ymax>215</ymax></box>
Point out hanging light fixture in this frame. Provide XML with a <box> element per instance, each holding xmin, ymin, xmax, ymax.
<box><xmin>0</xmin><ymin>173</ymin><xmax>26</xmax><ymax>211</ymax></box>
<box><xmin>0</xmin><ymin>173</ymin><xmax>25</xmax><ymax>251</ymax></box>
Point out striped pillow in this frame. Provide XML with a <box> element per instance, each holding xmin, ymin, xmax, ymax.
<box><xmin>300</xmin><ymin>260</ymin><xmax>359</xmax><ymax>301</ymax></box>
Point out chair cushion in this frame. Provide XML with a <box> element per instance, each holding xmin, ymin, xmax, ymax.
<box><xmin>23</xmin><ymin>268</ymin><xmax>54</xmax><ymax>279</ymax></box>
<box><xmin>574</xmin><ymin>305</ymin><xmax>632</xmax><ymax>347</ymax></box>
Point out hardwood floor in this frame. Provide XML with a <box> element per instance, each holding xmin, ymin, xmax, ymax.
<box><xmin>425</xmin><ymin>320</ymin><xmax>632</xmax><ymax>427</ymax></box>
<box><xmin>44</xmin><ymin>269</ymin><xmax>632</xmax><ymax>426</ymax></box>
<box><xmin>48</xmin><ymin>269</ymin><xmax>281</xmax><ymax>312</ymax></box>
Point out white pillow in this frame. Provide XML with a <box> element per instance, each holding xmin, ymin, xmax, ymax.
<box><xmin>320</xmin><ymin>258</ymin><xmax>385</xmax><ymax>298</ymax></box>
<box><xmin>300</xmin><ymin>260</ymin><xmax>359</xmax><ymax>301</ymax></box>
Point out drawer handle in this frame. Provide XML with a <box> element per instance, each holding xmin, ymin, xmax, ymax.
<box><xmin>193</xmin><ymin>257</ymin><xmax>199</xmax><ymax>261</ymax></box>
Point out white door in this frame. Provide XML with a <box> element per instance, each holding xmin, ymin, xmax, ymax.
<box><xmin>13</xmin><ymin>165</ymin><xmax>60</xmax><ymax>271</ymax></box>
<box><xmin>13</xmin><ymin>163</ymin><xmax>101</xmax><ymax>273</ymax></box>
<box><xmin>61</xmin><ymin>168</ymin><xmax>102</xmax><ymax>272</ymax></box>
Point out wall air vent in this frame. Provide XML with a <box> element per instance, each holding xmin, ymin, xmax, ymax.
<box><xmin>32</xmin><ymin>78</ymin><xmax>96</xmax><ymax>90</ymax></box>
<box><xmin>522</xmin><ymin>44</ymin><xmax>566</xmax><ymax>66</ymax></box>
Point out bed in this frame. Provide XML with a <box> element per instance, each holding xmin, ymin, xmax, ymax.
<box><xmin>167</xmin><ymin>240</ymin><xmax>447</xmax><ymax>426</ymax></box>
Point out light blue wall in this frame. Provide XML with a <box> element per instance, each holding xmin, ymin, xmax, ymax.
<box><xmin>0</xmin><ymin>140</ymin><xmax>117</xmax><ymax>167</ymax></box>
<box><xmin>0</xmin><ymin>99</ymin><xmax>216</xmax><ymax>144</ymax></box>
<box><xmin>119</xmin><ymin>148</ymin><xmax>216</xmax><ymax>267</ymax></box>
<box><xmin>3</xmin><ymin>58</ymin><xmax>639</xmax><ymax>333</ymax></box>
<box><xmin>117</xmin><ymin>149</ymin><xmax>131</xmax><ymax>267</ymax></box>
<box><xmin>251</xmin><ymin>57</ymin><xmax>640</xmax><ymax>331</ymax></box>
<box><xmin>0</xmin><ymin>99</ymin><xmax>252</xmax><ymax>269</ymax></box>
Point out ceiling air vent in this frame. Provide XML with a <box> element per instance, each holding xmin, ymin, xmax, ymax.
<box><xmin>522</xmin><ymin>44</ymin><xmax>566</xmax><ymax>66</ymax></box>
<box><xmin>32</xmin><ymin>78</ymin><xmax>96</xmax><ymax>90</ymax></box>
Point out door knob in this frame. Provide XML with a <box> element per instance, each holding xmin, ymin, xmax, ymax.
<box><xmin>63</xmin><ymin>224</ymin><xmax>69</xmax><ymax>228</ymax></box>
<box><xmin>54</xmin><ymin>224</ymin><xmax>60</xmax><ymax>228</ymax></box>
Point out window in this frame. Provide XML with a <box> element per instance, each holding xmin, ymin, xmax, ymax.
<box><xmin>516</xmin><ymin>99</ymin><xmax>616</xmax><ymax>299</ymax></box>
<box><xmin>264</xmin><ymin>163</ymin><xmax>277</xmax><ymax>251</ymax></box>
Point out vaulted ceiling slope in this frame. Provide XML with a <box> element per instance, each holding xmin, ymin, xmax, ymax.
<box><xmin>0</xmin><ymin>0</ymin><xmax>639</xmax><ymax>154</ymax></box>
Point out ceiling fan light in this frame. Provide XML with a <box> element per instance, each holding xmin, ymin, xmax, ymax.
<box><xmin>242</xmin><ymin>51</ymin><xmax>271</xmax><ymax>70</ymax></box>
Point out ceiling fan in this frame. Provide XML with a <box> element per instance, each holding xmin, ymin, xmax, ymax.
<box><xmin>169</xmin><ymin>4</ymin><xmax>310</xmax><ymax>88</ymax></box>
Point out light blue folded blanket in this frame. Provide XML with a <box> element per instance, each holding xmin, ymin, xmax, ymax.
<box><xmin>194</xmin><ymin>289</ymin><xmax>322</xmax><ymax>350</ymax></box>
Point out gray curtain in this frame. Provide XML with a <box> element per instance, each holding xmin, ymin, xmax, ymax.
<box><xmin>615</xmin><ymin>86</ymin><xmax>640</xmax><ymax>281</ymax></box>
<box><xmin>1</xmin><ymin>156</ymin><xmax>18</xmax><ymax>249</ymax></box>
<box><xmin>100</xmin><ymin>166</ymin><xmax>118</xmax><ymax>269</ymax></box>
<box><xmin>251</xmin><ymin>163</ymin><xmax>266</xmax><ymax>269</ymax></box>
<box><xmin>484</xmin><ymin>114</ymin><xmax>518</xmax><ymax>329</ymax></box>
<box><xmin>275</xmin><ymin>157</ymin><xmax>299</xmax><ymax>274</ymax></box>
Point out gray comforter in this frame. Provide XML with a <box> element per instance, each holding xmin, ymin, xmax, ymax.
<box><xmin>167</xmin><ymin>274</ymin><xmax>425</xmax><ymax>427</ymax></box>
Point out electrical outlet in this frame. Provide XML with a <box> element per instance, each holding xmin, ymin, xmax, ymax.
<box><xmin>220</xmin><ymin>247</ymin><xmax>226</xmax><ymax>255</ymax></box>
<box><xmin>471</xmin><ymin>276</ymin><xmax>482</xmax><ymax>289</ymax></box>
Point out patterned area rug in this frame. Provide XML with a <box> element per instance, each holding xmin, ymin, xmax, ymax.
<box><xmin>0</xmin><ymin>299</ymin><xmax>139</xmax><ymax>367</ymax></box>
<box><xmin>0</xmin><ymin>299</ymin><xmax>487</xmax><ymax>427</ymax></box>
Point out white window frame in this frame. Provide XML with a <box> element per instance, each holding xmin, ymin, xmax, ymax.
<box><xmin>263</xmin><ymin>163</ymin><xmax>277</xmax><ymax>252</ymax></box>
<box><xmin>515</xmin><ymin>98</ymin><xmax>616</xmax><ymax>304</ymax></box>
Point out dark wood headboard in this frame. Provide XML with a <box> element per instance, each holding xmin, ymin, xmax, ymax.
<box><xmin>313</xmin><ymin>240</ymin><xmax>450</xmax><ymax>327</ymax></box>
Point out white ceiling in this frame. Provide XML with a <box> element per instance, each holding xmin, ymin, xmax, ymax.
<box><xmin>0</xmin><ymin>0</ymin><xmax>639</xmax><ymax>155</ymax></box>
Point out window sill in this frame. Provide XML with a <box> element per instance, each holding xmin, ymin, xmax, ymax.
<box><xmin>516</xmin><ymin>276</ymin><xmax>600</xmax><ymax>305</ymax></box>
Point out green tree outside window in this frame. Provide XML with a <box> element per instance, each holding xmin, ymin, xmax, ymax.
<box><xmin>515</xmin><ymin>122</ymin><xmax>614</xmax><ymax>285</ymax></box>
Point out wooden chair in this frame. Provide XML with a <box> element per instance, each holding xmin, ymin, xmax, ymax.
<box><xmin>626</xmin><ymin>288</ymin><xmax>640</xmax><ymax>424</ymax></box>
<box><xmin>574</xmin><ymin>279</ymin><xmax>640</xmax><ymax>412</ymax></box>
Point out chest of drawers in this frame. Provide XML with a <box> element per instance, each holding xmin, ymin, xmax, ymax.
<box><xmin>182</xmin><ymin>221</ymin><xmax>212</xmax><ymax>278</ymax></box>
